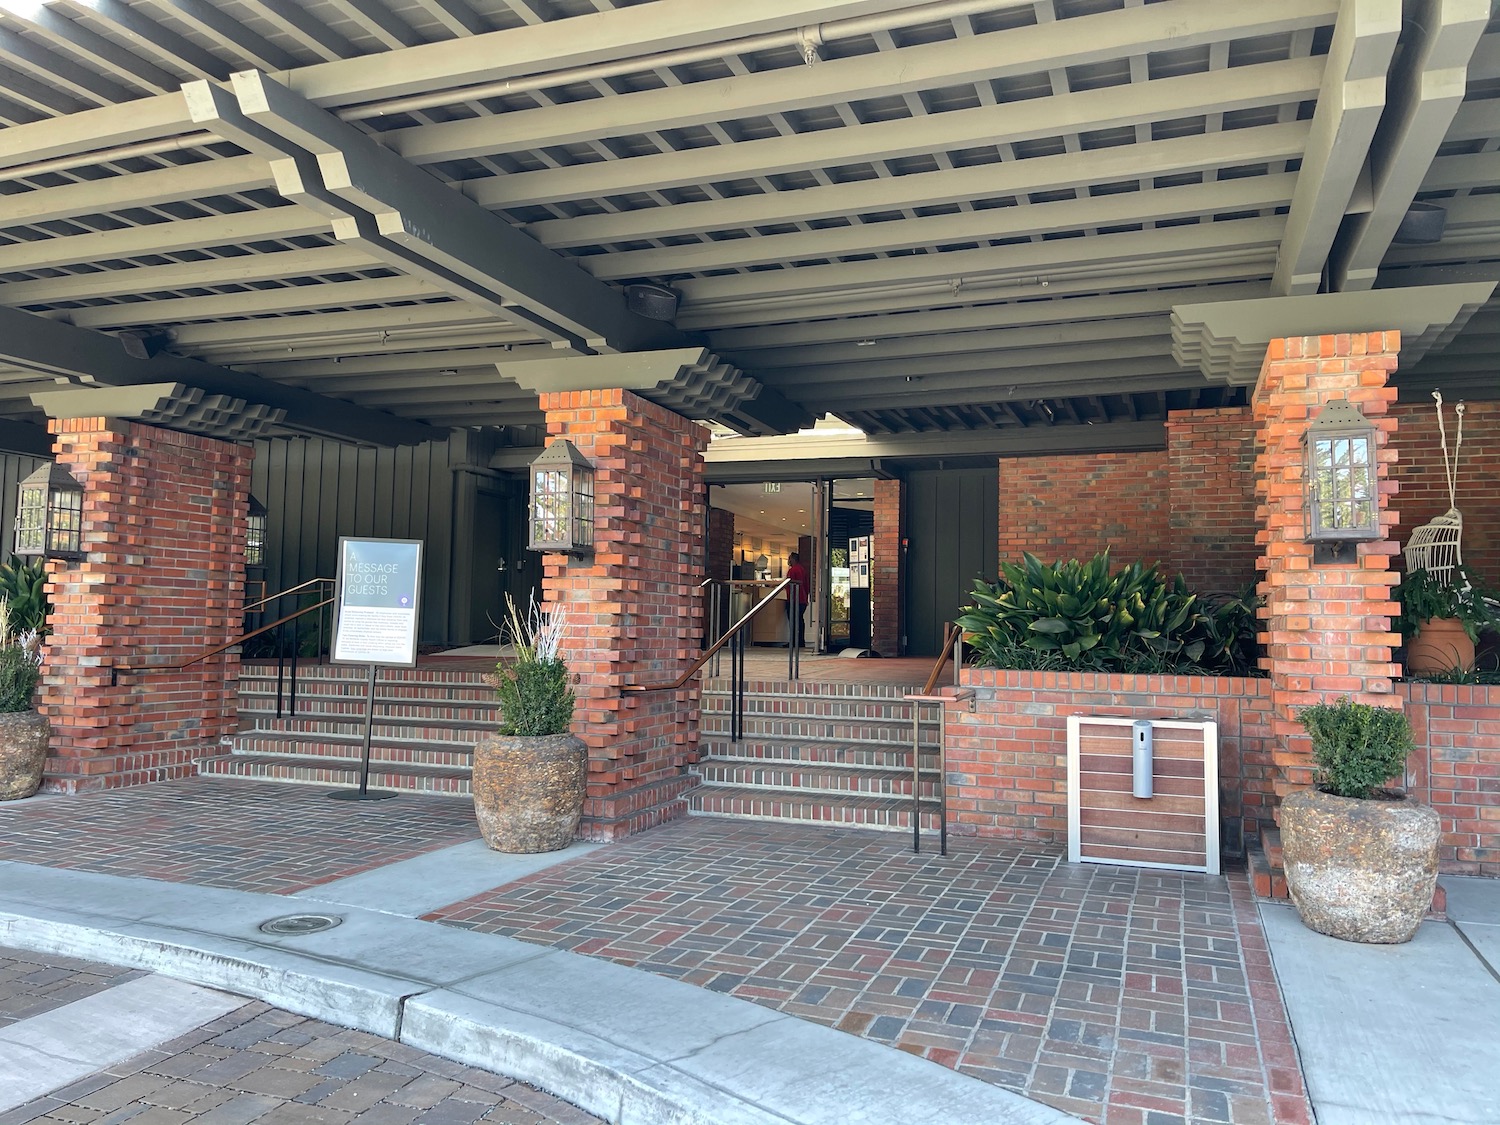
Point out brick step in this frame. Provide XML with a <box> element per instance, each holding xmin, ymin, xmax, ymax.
<box><xmin>698</xmin><ymin>714</ymin><xmax>920</xmax><ymax>745</ymax></box>
<box><xmin>687</xmin><ymin>783</ymin><xmax>942</xmax><ymax>833</ymax></box>
<box><xmin>233</xmin><ymin>730</ymin><xmax>475</xmax><ymax>767</ymax></box>
<box><xmin>241</xmin><ymin>662</ymin><xmax>491</xmax><ymax>684</ymax></box>
<box><xmin>198</xmin><ymin>753</ymin><xmax>470</xmax><ymax>797</ymax></box>
<box><xmin>244</xmin><ymin>714</ymin><xmax>493</xmax><ymax>743</ymax></box>
<box><xmin>238</xmin><ymin>683</ymin><xmax>498</xmax><ymax>706</ymax></box>
<box><xmin>701</xmin><ymin>681</ymin><xmax>923</xmax><ymax>702</ymax></box>
<box><xmin>695</xmin><ymin>760</ymin><xmax>941</xmax><ymax>799</ymax></box>
<box><xmin>1261</xmin><ymin>827</ymin><xmax>1283</xmax><ymax>871</ymax></box>
<box><xmin>696</xmin><ymin>736</ymin><xmax>933</xmax><ymax>770</ymax></box>
<box><xmin>701</xmin><ymin>692</ymin><xmax>919</xmax><ymax>717</ymax></box>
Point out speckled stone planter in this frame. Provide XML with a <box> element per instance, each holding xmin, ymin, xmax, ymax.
<box><xmin>472</xmin><ymin>732</ymin><xmax>587</xmax><ymax>853</ymax></box>
<box><xmin>1281</xmin><ymin>788</ymin><xmax>1440</xmax><ymax>944</ymax></box>
<box><xmin>0</xmin><ymin>710</ymin><xmax>50</xmax><ymax>801</ymax></box>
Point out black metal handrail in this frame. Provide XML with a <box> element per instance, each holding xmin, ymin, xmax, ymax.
<box><xmin>624</xmin><ymin>578</ymin><xmax>800</xmax><ymax>743</ymax></box>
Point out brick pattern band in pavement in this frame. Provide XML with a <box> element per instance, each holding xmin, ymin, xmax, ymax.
<box><xmin>0</xmin><ymin>948</ymin><xmax>145</xmax><ymax>1029</ymax></box>
<box><xmin>427</xmin><ymin>819</ymin><xmax>1311</xmax><ymax>1125</ymax></box>
<box><xmin>0</xmin><ymin>950</ymin><xmax>601</xmax><ymax>1125</ymax></box>
<box><xmin>0</xmin><ymin>780</ymin><xmax>478</xmax><ymax>894</ymax></box>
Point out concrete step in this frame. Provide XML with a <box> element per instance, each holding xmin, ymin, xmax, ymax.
<box><xmin>695</xmin><ymin>760</ymin><xmax>941</xmax><ymax>799</ymax></box>
<box><xmin>687</xmin><ymin>782</ymin><xmax>941</xmax><ymax>833</ymax></box>
<box><xmin>197</xmin><ymin>752</ymin><xmax>471</xmax><ymax>797</ymax></box>
<box><xmin>232</xmin><ymin>731</ymin><xmax>475</xmax><ymax>768</ymax></box>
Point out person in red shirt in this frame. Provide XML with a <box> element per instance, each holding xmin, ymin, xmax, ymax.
<box><xmin>786</xmin><ymin>551</ymin><xmax>810</xmax><ymax>648</ymax></box>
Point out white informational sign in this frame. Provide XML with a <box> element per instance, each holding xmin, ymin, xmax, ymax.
<box><xmin>332</xmin><ymin>537</ymin><xmax>423</xmax><ymax>668</ymax></box>
<box><xmin>849</xmin><ymin>535</ymin><xmax>871</xmax><ymax>589</ymax></box>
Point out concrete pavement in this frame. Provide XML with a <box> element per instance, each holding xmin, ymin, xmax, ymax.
<box><xmin>1260</xmin><ymin>875</ymin><xmax>1500</xmax><ymax>1125</ymax></box>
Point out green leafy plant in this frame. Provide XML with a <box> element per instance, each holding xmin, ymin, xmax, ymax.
<box><xmin>488</xmin><ymin>593</ymin><xmax>575</xmax><ymax>737</ymax></box>
<box><xmin>1397</xmin><ymin>567</ymin><xmax>1498</xmax><ymax>642</ymax></box>
<box><xmin>0</xmin><ymin>556</ymin><xmax>49</xmax><ymax>635</ymax></box>
<box><xmin>1297</xmin><ymin>697</ymin><xmax>1415</xmax><ymax>799</ymax></box>
<box><xmin>0</xmin><ymin>598</ymin><xmax>42</xmax><ymax>714</ymax></box>
<box><xmin>955</xmin><ymin>551</ymin><xmax>1259</xmax><ymax>676</ymax></box>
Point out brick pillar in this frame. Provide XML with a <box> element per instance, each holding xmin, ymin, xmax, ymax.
<box><xmin>1252</xmin><ymin>334</ymin><xmax>1404</xmax><ymax>800</ymax></box>
<box><xmin>39</xmin><ymin>419</ymin><xmax>250</xmax><ymax>792</ymax></box>
<box><xmin>872</xmin><ymin>478</ymin><xmax>902</xmax><ymax>656</ymax></box>
<box><xmin>537</xmin><ymin>389</ymin><xmax>707</xmax><ymax>840</ymax></box>
<box><xmin>706</xmin><ymin>506</ymin><xmax>734</xmax><ymax>582</ymax></box>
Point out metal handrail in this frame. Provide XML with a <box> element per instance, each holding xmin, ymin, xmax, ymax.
<box><xmin>624</xmin><ymin>578</ymin><xmax>793</xmax><ymax>694</ymax></box>
<box><xmin>244</xmin><ymin>575</ymin><xmax>333</xmax><ymax>616</ymax></box>
<box><xmin>919</xmin><ymin>621</ymin><xmax>965</xmax><ymax>696</ymax></box>
<box><xmin>905</xmin><ymin>622</ymin><xmax>971</xmax><ymax>857</ymax></box>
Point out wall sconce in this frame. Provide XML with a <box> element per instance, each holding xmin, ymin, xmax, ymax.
<box><xmin>528</xmin><ymin>439</ymin><xmax>595</xmax><ymax>555</ymax></box>
<box><xmin>245</xmin><ymin>494</ymin><xmax>267</xmax><ymax>567</ymax></box>
<box><xmin>1304</xmin><ymin>397</ymin><xmax>1381</xmax><ymax>563</ymax></box>
<box><xmin>13</xmin><ymin>463</ymin><xmax>84</xmax><ymax>561</ymax></box>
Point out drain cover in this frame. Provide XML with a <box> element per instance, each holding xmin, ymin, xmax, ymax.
<box><xmin>258</xmin><ymin>913</ymin><xmax>343</xmax><ymax>935</ymax></box>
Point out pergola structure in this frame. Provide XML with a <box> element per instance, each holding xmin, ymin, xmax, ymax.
<box><xmin>0</xmin><ymin>0</ymin><xmax>1495</xmax><ymax>458</ymax></box>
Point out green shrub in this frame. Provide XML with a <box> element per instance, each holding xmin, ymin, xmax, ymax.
<box><xmin>1397</xmin><ymin>567</ymin><xmax>1498</xmax><ymax>642</ymax></box>
<box><xmin>0</xmin><ymin>645</ymin><xmax>40</xmax><ymax>713</ymax></box>
<box><xmin>955</xmin><ymin>551</ymin><xmax>1259</xmax><ymax>676</ymax></box>
<box><xmin>490</xmin><ymin>594</ymin><xmax>575</xmax><ymax>737</ymax></box>
<box><xmin>0</xmin><ymin>556</ymin><xmax>49</xmax><ymax>635</ymax></box>
<box><xmin>1297</xmin><ymin>698</ymin><xmax>1415</xmax><ymax>799</ymax></box>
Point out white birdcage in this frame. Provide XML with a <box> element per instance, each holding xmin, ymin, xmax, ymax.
<box><xmin>1401</xmin><ymin>392</ymin><xmax>1465</xmax><ymax>588</ymax></box>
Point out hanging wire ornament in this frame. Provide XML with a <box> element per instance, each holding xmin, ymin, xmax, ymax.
<box><xmin>1402</xmin><ymin>391</ymin><xmax>1466</xmax><ymax>588</ymax></box>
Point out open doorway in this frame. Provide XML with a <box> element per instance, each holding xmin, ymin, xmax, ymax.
<box><xmin>709</xmin><ymin>481</ymin><xmax>817</xmax><ymax>649</ymax></box>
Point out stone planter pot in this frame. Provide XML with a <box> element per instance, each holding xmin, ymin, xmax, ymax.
<box><xmin>1406</xmin><ymin>616</ymin><xmax>1475</xmax><ymax>675</ymax></box>
<box><xmin>1281</xmin><ymin>788</ymin><xmax>1440</xmax><ymax>944</ymax></box>
<box><xmin>0</xmin><ymin>710</ymin><xmax>51</xmax><ymax>801</ymax></box>
<box><xmin>472</xmin><ymin>732</ymin><xmax>587</xmax><ymax>853</ymax></box>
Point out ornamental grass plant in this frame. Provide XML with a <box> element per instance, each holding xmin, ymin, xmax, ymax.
<box><xmin>488</xmin><ymin>593</ymin><xmax>575</xmax><ymax>737</ymax></box>
<box><xmin>1297</xmin><ymin>697</ymin><xmax>1415</xmax><ymax>799</ymax></box>
<box><xmin>0</xmin><ymin>598</ymin><xmax>42</xmax><ymax>714</ymax></box>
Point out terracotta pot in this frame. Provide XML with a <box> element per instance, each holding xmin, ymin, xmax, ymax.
<box><xmin>0</xmin><ymin>710</ymin><xmax>51</xmax><ymax>801</ymax></box>
<box><xmin>471</xmin><ymin>731</ymin><xmax>587</xmax><ymax>853</ymax></box>
<box><xmin>1406</xmin><ymin>616</ymin><xmax>1475</xmax><ymax>675</ymax></box>
<box><xmin>1280</xmin><ymin>788</ymin><xmax>1440</xmax><ymax>944</ymax></box>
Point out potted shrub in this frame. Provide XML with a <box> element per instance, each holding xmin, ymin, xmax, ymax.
<box><xmin>471</xmin><ymin>594</ymin><xmax>586</xmax><ymax>853</ymax></box>
<box><xmin>0</xmin><ymin>597</ymin><xmax>48</xmax><ymax>801</ymax></box>
<box><xmin>1280</xmin><ymin>698</ymin><xmax>1439</xmax><ymax>944</ymax></box>
<box><xmin>1397</xmin><ymin>567</ymin><xmax>1496</xmax><ymax>676</ymax></box>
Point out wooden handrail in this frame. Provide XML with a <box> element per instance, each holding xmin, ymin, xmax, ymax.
<box><xmin>919</xmin><ymin>621</ymin><xmax>964</xmax><ymax>696</ymax></box>
<box><xmin>622</xmin><ymin>578</ymin><xmax>792</xmax><ymax>693</ymax></box>
<box><xmin>113</xmin><ymin>595</ymin><xmax>334</xmax><ymax>680</ymax></box>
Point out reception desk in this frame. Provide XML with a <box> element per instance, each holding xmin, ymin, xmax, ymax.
<box><xmin>730</xmin><ymin>583</ymin><xmax>791</xmax><ymax>645</ymax></box>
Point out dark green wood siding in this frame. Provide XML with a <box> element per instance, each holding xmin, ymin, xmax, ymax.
<box><xmin>903</xmin><ymin>466</ymin><xmax>999</xmax><ymax>657</ymax></box>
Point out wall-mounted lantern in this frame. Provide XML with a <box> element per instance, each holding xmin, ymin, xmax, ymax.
<box><xmin>1304</xmin><ymin>396</ymin><xmax>1381</xmax><ymax>562</ymax></box>
<box><xmin>245</xmin><ymin>494</ymin><xmax>268</xmax><ymax>567</ymax></box>
<box><xmin>13</xmin><ymin>463</ymin><xmax>84</xmax><ymax>561</ymax></box>
<box><xmin>528</xmin><ymin>439</ymin><xmax>594</xmax><ymax>555</ymax></box>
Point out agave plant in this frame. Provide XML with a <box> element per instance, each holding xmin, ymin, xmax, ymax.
<box><xmin>0</xmin><ymin>556</ymin><xmax>49</xmax><ymax>636</ymax></box>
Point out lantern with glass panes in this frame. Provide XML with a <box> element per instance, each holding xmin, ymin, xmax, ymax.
<box><xmin>1304</xmin><ymin>397</ymin><xmax>1381</xmax><ymax>563</ymax></box>
<box><xmin>13</xmin><ymin>463</ymin><xmax>84</xmax><ymax>561</ymax></box>
<box><xmin>527</xmin><ymin>439</ymin><xmax>594</xmax><ymax>555</ymax></box>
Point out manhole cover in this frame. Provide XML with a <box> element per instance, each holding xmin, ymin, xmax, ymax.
<box><xmin>258</xmin><ymin>914</ymin><xmax>343</xmax><ymax>935</ymax></box>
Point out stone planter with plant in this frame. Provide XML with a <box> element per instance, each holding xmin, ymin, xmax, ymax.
<box><xmin>0</xmin><ymin>596</ymin><xmax>48</xmax><ymax>801</ymax></box>
<box><xmin>1281</xmin><ymin>698</ymin><xmax>1439</xmax><ymax>944</ymax></box>
<box><xmin>1397</xmin><ymin>566</ymin><xmax>1496</xmax><ymax>676</ymax></box>
<box><xmin>471</xmin><ymin>594</ymin><xmax>586</xmax><ymax>853</ymax></box>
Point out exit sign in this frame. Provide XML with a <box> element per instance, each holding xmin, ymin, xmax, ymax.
<box><xmin>763</xmin><ymin>482</ymin><xmax>781</xmax><ymax>494</ymax></box>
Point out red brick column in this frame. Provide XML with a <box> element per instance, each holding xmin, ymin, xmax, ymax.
<box><xmin>1252</xmin><ymin>333</ymin><xmax>1403</xmax><ymax>799</ymax></box>
<box><xmin>706</xmin><ymin>506</ymin><xmax>734</xmax><ymax>582</ymax></box>
<box><xmin>872</xmin><ymin>478</ymin><xmax>902</xmax><ymax>656</ymax></box>
<box><xmin>537</xmin><ymin>389</ymin><xmax>707</xmax><ymax>840</ymax></box>
<box><xmin>39</xmin><ymin>419</ymin><xmax>250</xmax><ymax>792</ymax></box>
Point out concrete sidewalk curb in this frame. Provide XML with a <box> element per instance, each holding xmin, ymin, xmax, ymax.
<box><xmin>0</xmin><ymin>861</ymin><xmax>1078</xmax><ymax>1125</ymax></box>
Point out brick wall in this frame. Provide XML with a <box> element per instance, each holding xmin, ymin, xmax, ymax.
<box><xmin>1402</xmin><ymin>681</ymin><xmax>1500</xmax><ymax>876</ymax></box>
<box><xmin>538</xmin><ymin>389</ymin><xmax>707</xmax><ymax>840</ymax></box>
<box><xmin>707</xmin><ymin>506</ymin><xmax>734</xmax><ymax>582</ymax></box>
<box><xmin>872</xmin><ymin>478</ymin><xmax>901</xmax><ymax>656</ymax></box>
<box><xmin>947</xmin><ymin>669</ymin><xmax>1277</xmax><ymax>850</ymax></box>
<box><xmin>1165</xmin><ymin>407</ymin><xmax>1261</xmax><ymax>594</ymax></box>
<box><xmin>1389</xmin><ymin>400</ymin><xmax>1500</xmax><ymax>586</ymax></box>
<box><xmin>40</xmin><ymin>419</ymin><xmax>249</xmax><ymax>792</ymax></box>
<box><xmin>998</xmin><ymin>451</ymin><xmax>1170</xmax><ymax>568</ymax></box>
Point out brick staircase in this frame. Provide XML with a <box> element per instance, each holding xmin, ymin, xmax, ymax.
<box><xmin>198</xmin><ymin>662</ymin><xmax>495</xmax><ymax>796</ymax></box>
<box><xmin>688</xmin><ymin>676</ymin><xmax>944</xmax><ymax>834</ymax></box>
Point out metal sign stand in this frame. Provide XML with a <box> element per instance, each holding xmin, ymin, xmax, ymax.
<box><xmin>328</xmin><ymin>663</ymin><xmax>396</xmax><ymax>802</ymax></box>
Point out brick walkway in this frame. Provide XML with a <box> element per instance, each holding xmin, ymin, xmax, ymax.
<box><xmin>0</xmin><ymin>949</ymin><xmax>145</xmax><ymax>1029</ymax></box>
<box><xmin>0</xmin><ymin>949</ymin><xmax>600</xmax><ymax>1125</ymax></box>
<box><xmin>0</xmin><ymin>780</ymin><xmax>477</xmax><ymax>894</ymax></box>
<box><xmin>428</xmin><ymin>819</ymin><xmax>1310</xmax><ymax>1125</ymax></box>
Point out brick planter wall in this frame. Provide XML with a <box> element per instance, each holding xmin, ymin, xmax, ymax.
<box><xmin>39</xmin><ymin>419</ymin><xmax>249</xmax><ymax>792</ymax></box>
<box><xmin>538</xmin><ymin>389</ymin><xmax>707</xmax><ymax>840</ymax></box>
<box><xmin>1402</xmin><ymin>681</ymin><xmax>1500</xmax><ymax>876</ymax></box>
<box><xmin>947</xmin><ymin>669</ymin><xmax>1276</xmax><ymax>848</ymax></box>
